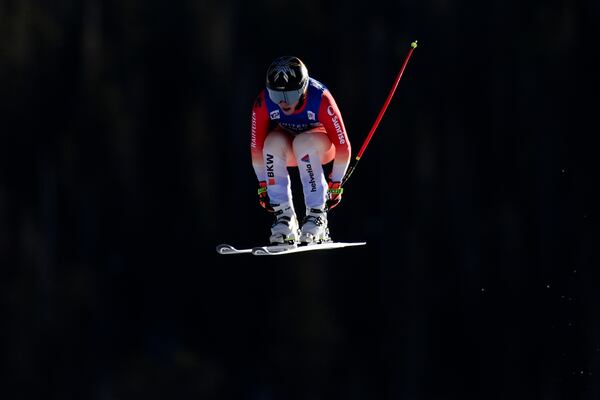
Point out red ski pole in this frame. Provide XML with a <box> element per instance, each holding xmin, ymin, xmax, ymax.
<box><xmin>341</xmin><ymin>40</ymin><xmax>418</xmax><ymax>186</ymax></box>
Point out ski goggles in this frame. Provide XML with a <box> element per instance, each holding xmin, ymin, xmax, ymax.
<box><xmin>267</xmin><ymin>87</ymin><xmax>304</xmax><ymax>105</ymax></box>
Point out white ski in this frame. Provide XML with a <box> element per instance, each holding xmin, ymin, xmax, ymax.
<box><xmin>252</xmin><ymin>241</ymin><xmax>366</xmax><ymax>256</ymax></box>
<box><xmin>216</xmin><ymin>243</ymin><xmax>296</xmax><ymax>255</ymax></box>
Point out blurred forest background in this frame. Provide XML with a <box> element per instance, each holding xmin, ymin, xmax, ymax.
<box><xmin>1</xmin><ymin>0</ymin><xmax>599</xmax><ymax>399</ymax></box>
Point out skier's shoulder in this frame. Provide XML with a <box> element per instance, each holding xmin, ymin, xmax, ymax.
<box><xmin>308</xmin><ymin>77</ymin><xmax>327</xmax><ymax>94</ymax></box>
<box><xmin>306</xmin><ymin>78</ymin><xmax>334</xmax><ymax>113</ymax></box>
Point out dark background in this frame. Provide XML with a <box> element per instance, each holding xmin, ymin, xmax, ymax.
<box><xmin>1</xmin><ymin>0</ymin><xmax>599</xmax><ymax>399</ymax></box>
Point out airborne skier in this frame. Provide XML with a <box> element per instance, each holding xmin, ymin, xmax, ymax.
<box><xmin>250</xmin><ymin>56</ymin><xmax>351</xmax><ymax>245</ymax></box>
<box><xmin>217</xmin><ymin>42</ymin><xmax>416</xmax><ymax>255</ymax></box>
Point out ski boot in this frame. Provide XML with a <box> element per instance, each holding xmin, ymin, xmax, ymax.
<box><xmin>299</xmin><ymin>207</ymin><xmax>330</xmax><ymax>244</ymax></box>
<box><xmin>269</xmin><ymin>203</ymin><xmax>300</xmax><ymax>245</ymax></box>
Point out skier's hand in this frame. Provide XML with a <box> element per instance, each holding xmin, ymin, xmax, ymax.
<box><xmin>257</xmin><ymin>181</ymin><xmax>274</xmax><ymax>212</ymax></box>
<box><xmin>326</xmin><ymin>181</ymin><xmax>343</xmax><ymax>210</ymax></box>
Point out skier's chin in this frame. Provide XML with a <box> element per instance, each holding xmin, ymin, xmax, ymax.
<box><xmin>280</xmin><ymin>106</ymin><xmax>294</xmax><ymax>115</ymax></box>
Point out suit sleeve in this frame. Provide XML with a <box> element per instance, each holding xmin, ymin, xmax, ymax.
<box><xmin>318</xmin><ymin>90</ymin><xmax>351</xmax><ymax>182</ymax></box>
<box><xmin>250</xmin><ymin>91</ymin><xmax>270</xmax><ymax>181</ymax></box>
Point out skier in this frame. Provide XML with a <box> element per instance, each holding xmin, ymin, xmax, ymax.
<box><xmin>250</xmin><ymin>56</ymin><xmax>351</xmax><ymax>245</ymax></box>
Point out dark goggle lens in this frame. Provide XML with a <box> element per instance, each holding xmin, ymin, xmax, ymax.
<box><xmin>267</xmin><ymin>88</ymin><xmax>302</xmax><ymax>105</ymax></box>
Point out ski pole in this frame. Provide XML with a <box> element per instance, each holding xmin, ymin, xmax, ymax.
<box><xmin>341</xmin><ymin>40</ymin><xmax>418</xmax><ymax>186</ymax></box>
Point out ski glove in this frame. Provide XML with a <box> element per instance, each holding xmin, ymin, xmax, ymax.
<box><xmin>326</xmin><ymin>181</ymin><xmax>343</xmax><ymax>210</ymax></box>
<box><xmin>257</xmin><ymin>181</ymin><xmax>274</xmax><ymax>212</ymax></box>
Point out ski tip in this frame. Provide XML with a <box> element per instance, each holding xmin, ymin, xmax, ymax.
<box><xmin>216</xmin><ymin>244</ymin><xmax>253</xmax><ymax>255</ymax></box>
<box><xmin>216</xmin><ymin>244</ymin><xmax>233</xmax><ymax>254</ymax></box>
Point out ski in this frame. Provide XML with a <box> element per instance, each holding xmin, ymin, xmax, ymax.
<box><xmin>216</xmin><ymin>243</ymin><xmax>296</xmax><ymax>255</ymax></box>
<box><xmin>252</xmin><ymin>241</ymin><xmax>366</xmax><ymax>256</ymax></box>
<box><xmin>217</xmin><ymin>242</ymin><xmax>366</xmax><ymax>255</ymax></box>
